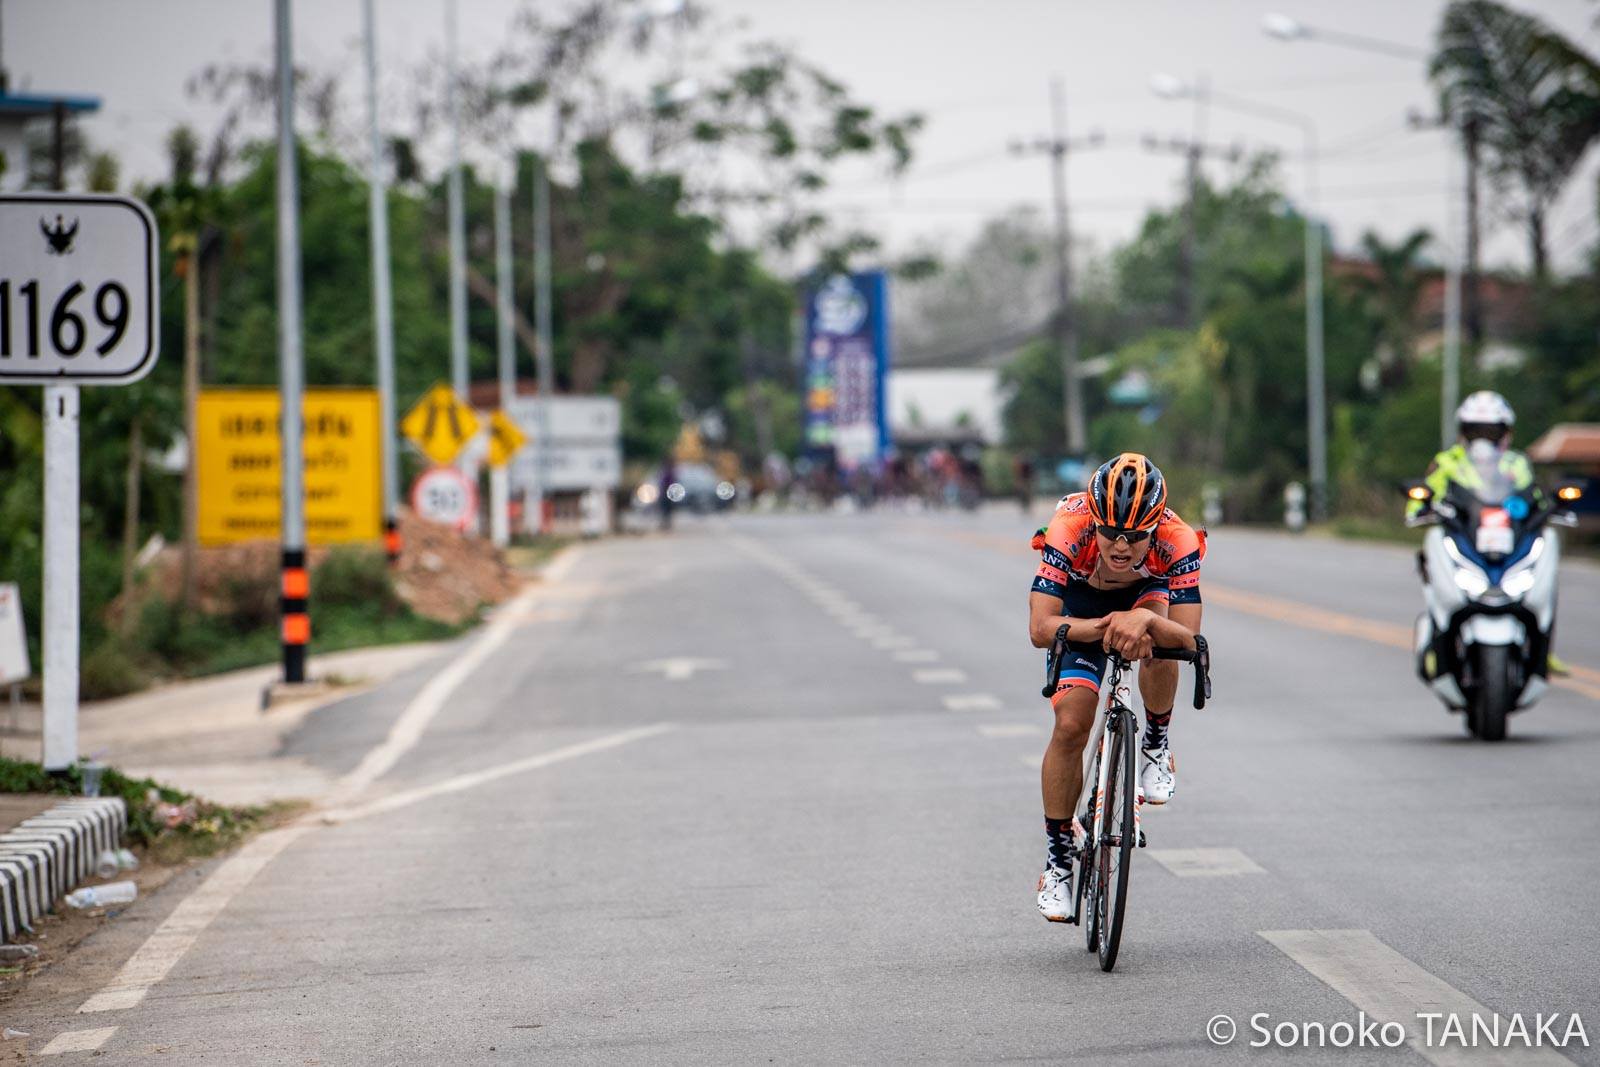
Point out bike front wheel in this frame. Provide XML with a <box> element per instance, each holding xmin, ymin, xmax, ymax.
<box><xmin>1095</xmin><ymin>708</ymin><xmax>1139</xmax><ymax>972</ymax></box>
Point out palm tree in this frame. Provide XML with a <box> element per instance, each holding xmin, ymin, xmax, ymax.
<box><xmin>1431</xmin><ymin>1</ymin><xmax>1600</xmax><ymax>281</ymax></box>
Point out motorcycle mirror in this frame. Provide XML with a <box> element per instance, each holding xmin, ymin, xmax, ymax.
<box><xmin>1557</xmin><ymin>484</ymin><xmax>1583</xmax><ymax>503</ymax></box>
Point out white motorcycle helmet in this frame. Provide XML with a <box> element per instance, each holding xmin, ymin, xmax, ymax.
<box><xmin>1456</xmin><ymin>391</ymin><xmax>1514</xmax><ymax>460</ymax></box>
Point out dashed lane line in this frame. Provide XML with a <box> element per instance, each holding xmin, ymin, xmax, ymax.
<box><xmin>943</xmin><ymin>694</ymin><xmax>1003</xmax><ymax>712</ymax></box>
<box><xmin>1260</xmin><ymin>929</ymin><xmax>1575</xmax><ymax>1066</ymax></box>
<box><xmin>978</xmin><ymin>723</ymin><xmax>1043</xmax><ymax>738</ymax></box>
<box><xmin>893</xmin><ymin>649</ymin><xmax>940</xmax><ymax>663</ymax></box>
<box><xmin>913</xmin><ymin>668</ymin><xmax>969</xmax><ymax>684</ymax></box>
<box><xmin>1147</xmin><ymin>847</ymin><xmax>1265</xmax><ymax>877</ymax></box>
<box><xmin>38</xmin><ymin>1027</ymin><xmax>119</xmax><ymax>1055</ymax></box>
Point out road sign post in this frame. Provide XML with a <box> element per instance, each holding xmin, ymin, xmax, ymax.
<box><xmin>485</xmin><ymin>408</ymin><xmax>527</xmax><ymax>548</ymax></box>
<box><xmin>0</xmin><ymin>192</ymin><xmax>160</xmax><ymax>769</ymax></box>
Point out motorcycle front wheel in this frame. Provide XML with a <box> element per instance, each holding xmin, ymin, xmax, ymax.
<box><xmin>1468</xmin><ymin>645</ymin><xmax>1512</xmax><ymax>742</ymax></box>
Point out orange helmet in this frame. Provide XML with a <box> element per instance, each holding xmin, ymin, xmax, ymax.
<box><xmin>1087</xmin><ymin>453</ymin><xmax>1167</xmax><ymax>533</ymax></box>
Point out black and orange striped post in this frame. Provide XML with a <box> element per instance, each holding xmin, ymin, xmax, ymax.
<box><xmin>383</xmin><ymin>516</ymin><xmax>401</xmax><ymax>565</ymax></box>
<box><xmin>281</xmin><ymin>549</ymin><xmax>310</xmax><ymax>683</ymax></box>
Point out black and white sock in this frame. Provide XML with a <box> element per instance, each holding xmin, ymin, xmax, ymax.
<box><xmin>1044</xmin><ymin>817</ymin><xmax>1074</xmax><ymax>870</ymax></box>
<box><xmin>1144</xmin><ymin>708</ymin><xmax>1172</xmax><ymax>750</ymax></box>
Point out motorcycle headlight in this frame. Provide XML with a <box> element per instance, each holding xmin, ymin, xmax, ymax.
<box><xmin>1501</xmin><ymin>568</ymin><xmax>1536</xmax><ymax>597</ymax></box>
<box><xmin>1499</xmin><ymin>536</ymin><xmax>1545</xmax><ymax>597</ymax></box>
<box><xmin>1454</xmin><ymin>567</ymin><xmax>1490</xmax><ymax>597</ymax></box>
<box><xmin>1441</xmin><ymin>538</ymin><xmax>1490</xmax><ymax>596</ymax></box>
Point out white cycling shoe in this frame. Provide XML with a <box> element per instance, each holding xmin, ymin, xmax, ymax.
<box><xmin>1140</xmin><ymin>745</ymin><xmax>1176</xmax><ymax>805</ymax></box>
<box><xmin>1037</xmin><ymin>865</ymin><xmax>1073</xmax><ymax>922</ymax></box>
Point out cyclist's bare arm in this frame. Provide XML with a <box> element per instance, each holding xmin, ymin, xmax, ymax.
<box><xmin>1102</xmin><ymin>603</ymin><xmax>1196</xmax><ymax>658</ymax></box>
<box><xmin>1029</xmin><ymin>592</ymin><xmax>1107</xmax><ymax>648</ymax></box>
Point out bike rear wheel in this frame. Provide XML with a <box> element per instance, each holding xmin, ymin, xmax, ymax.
<box><xmin>1095</xmin><ymin>708</ymin><xmax>1138</xmax><ymax>972</ymax></box>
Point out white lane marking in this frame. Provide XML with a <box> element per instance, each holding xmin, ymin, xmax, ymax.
<box><xmin>1147</xmin><ymin>848</ymin><xmax>1265</xmax><ymax>877</ymax></box>
<box><xmin>871</xmin><ymin>635</ymin><xmax>914</xmax><ymax>650</ymax></box>
<box><xmin>77</xmin><ymin>723</ymin><xmax>672</xmax><ymax>1015</ymax></box>
<box><xmin>1259</xmin><ymin>929</ymin><xmax>1575</xmax><ymax>1067</ymax></box>
<box><xmin>978</xmin><ymin>723</ymin><xmax>1042</xmax><ymax>738</ymax></box>
<box><xmin>320</xmin><ymin>724</ymin><xmax>676</xmax><ymax>825</ymax></box>
<box><xmin>943</xmin><ymin>694</ymin><xmax>1002</xmax><ymax>712</ymax></box>
<box><xmin>78</xmin><ymin>825</ymin><xmax>312</xmax><ymax>1013</ymax></box>
<box><xmin>39</xmin><ymin>1027</ymin><xmax>118</xmax><ymax>1055</ymax></box>
<box><xmin>1019</xmin><ymin>754</ymin><xmax>1043</xmax><ymax>769</ymax></box>
<box><xmin>630</xmin><ymin>657</ymin><xmax>727</xmax><ymax>682</ymax></box>
<box><xmin>328</xmin><ymin>579</ymin><xmax>550</xmax><ymax>804</ymax></box>
<box><xmin>893</xmin><ymin>649</ymin><xmax>939</xmax><ymax>663</ymax></box>
<box><xmin>913</xmin><ymin>668</ymin><xmax>968</xmax><ymax>684</ymax></box>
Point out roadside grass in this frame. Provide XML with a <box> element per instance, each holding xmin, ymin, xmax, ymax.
<box><xmin>0</xmin><ymin>756</ymin><xmax>302</xmax><ymax>858</ymax></box>
<box><xmin>79</xmin><ymin>547</ymin><xmax>473</xmax><ymax>700</ymax></box>
<box><xmin>506</xmin><ymin>534</ymin><xmax>577</xmax><ymax>573</ymax></box>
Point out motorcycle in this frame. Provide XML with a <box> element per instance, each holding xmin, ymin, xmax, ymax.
<box><xmin>1403</xmin><ymin>462</ymin><xmax>1583</xmax><ymax>740</ymax></box>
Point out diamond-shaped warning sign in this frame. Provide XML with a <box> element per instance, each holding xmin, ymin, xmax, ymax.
<box><xmin>486</xmin><ymin>409</ymin><xmax>528</xmax><ymax>469</ymax></box>
<box><xmin>400</xmin><ymin>383</ymin><xmax>480</xmax><ymax>467</ymax></box>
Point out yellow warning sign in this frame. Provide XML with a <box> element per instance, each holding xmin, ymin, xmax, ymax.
<box><xmin>486</xmin><ymin>409</ymin><xmax>528</xmax><ymax>469</ymax></box>
<box><xmin>196</xmin><ymin>389</ymin><xmax>382</xmax><ymax>545</ymax></box>
<box><xmin>400</xmin><ymin>383</ymin><xmax>480</xmax><ymax>466</ymax></box>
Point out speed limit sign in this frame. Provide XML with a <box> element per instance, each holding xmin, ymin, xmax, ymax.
<box><xmin>411</xmin><ymin>466</ymin><xmax>478</xmax><ymax>530</ymax></box>
<box><xmin>0</xmin><ymin>193</ymin><xmax>159</xmax><ymax>384</ymax></box>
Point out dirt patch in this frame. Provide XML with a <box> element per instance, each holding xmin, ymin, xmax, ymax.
<box><xmin>390</xmin><ymin>510</ymin><xmax>522</xmax><ymax>624</ymax></box>
<box><xmin>112</xmin><ymin>508</ymin><xmax>521</xmax><ymax>629</ymax></box>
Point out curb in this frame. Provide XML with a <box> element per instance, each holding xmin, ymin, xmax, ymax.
<box><xmin>0</xmin><ymin>798</ymin><xmax>128</xmax><ymax>941</ymax></box>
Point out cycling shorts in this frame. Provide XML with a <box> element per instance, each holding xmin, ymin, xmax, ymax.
<box><xmin>1042</xmin><ymin>575</ymin><xmax>1168</xmax><ymax>701</ymax></box>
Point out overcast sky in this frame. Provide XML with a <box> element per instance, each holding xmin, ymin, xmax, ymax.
<box><xmin>8</xmin><ymin>0</ymin><xmax>1598</xmax><ymax>273</ymax></box>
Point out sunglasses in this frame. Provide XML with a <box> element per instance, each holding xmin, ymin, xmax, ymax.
<box><xmin>1096</xmin><ymin>524</ymin><xmax>1152</xmax><ymax>544</ymax></box>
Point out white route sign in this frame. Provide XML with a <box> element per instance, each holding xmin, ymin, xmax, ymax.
<box><xmin>411</xmin><ymin>466</ymin><xmax>478</xmax><ymax>530</ymax></box>
<box><xmin>0</xmin><ymin>583</ymin><xmax>29</xmax><ymax>686</ymax></box>
<box><xmin>0</xmin><ymin>193</ymin><xmax>160</xmax><ymax>385</ymax></box>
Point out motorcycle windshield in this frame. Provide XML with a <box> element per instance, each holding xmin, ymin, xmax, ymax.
<box><xmin>1466</xmin><ymin>453</ymin><xmax>1519</xmax><ymax>505</ymax></box>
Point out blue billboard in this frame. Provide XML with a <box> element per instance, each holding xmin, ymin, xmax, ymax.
<box><xmin>802</xmin><ymin>270</ymin><xmax>891</xmax><ymax>469</ymax></box>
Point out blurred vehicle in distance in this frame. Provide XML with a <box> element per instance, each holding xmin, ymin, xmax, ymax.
<box><xmin>633</xmin><ymin>463</ymin><xmax>737</xmax><ymax>514</ymax></box>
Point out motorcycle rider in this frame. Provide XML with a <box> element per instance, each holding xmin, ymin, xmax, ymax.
<box><xmin>1408</xmin><ymin>391</ymin><xmax>1538</xmax><ymax>519</ymax></box>
<box><xmin>1408</xmin><ymin>390</ymin><xmax>1566</xmax><ymax>676</ymax></box>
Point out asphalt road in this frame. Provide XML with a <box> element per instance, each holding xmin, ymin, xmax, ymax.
<box><xmin>12</xmin><ymin>507</ymin><xmax>1600</xmax><ymax>1064</ymax></box>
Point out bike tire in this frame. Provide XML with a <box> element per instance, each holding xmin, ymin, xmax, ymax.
<box><xmin>1473</xmin><ymin>645</ymin><xmax>1511</xmax><ymax>742</ymax></box>
<box><xmin>1096</xmin><ymin>708</ymin><xmax>1138</xmax><ymax>972</ymax></box>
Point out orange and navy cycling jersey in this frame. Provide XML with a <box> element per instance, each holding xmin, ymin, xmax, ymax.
<box><xmin>1030</xmin><ymin>492</ymin><xmax>1206</xmax><ymax>607</ymax></box>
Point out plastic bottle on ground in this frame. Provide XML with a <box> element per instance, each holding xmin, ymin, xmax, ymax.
<box><xmin>64</xmin><ymin>881</ymin><xmax>138</xmax><ymax>909</ymax></box>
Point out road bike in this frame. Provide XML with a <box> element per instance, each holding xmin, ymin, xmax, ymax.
<box><xmin>1042</xmin><ymin>626</ymin><xmax>1210</xmax><ymax>972</ymax></box>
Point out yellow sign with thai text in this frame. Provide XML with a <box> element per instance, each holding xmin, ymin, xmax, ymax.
<box><xmin>197</xmin><ymin>388</ymin><xmax>382</xmax><ymax>545</ymax></box>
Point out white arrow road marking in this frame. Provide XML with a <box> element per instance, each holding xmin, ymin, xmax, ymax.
<box><xmin>978</xmin><ymin>723</ymin><xmax>1042</xmax><ymax>738</ymax></box>
<box><xmin>39</xmin><ymin>1027</ymin><xmax>118</xmax><ymax>1055</ymax></box>
<box><xmin>913</xmin><ymin>668</ymin><xmax>968</xmax><ymax>684</ymax></box>
<box><xmin>631</xmin><ymin>658</ymin><xmax>729</xmax><ymax>682</ymax></box>
<box><xmin>1147</xmin><ymin>848</ymin><xmax>1265</xmax><ymax>877</ymax></box>
<box><xmin>1260</xmin><ymin>929</ymin><xmax>1577</xmax><ymax>1066</ymax></box>
<box><xmin>943</xmin><ymin>694</ymin><xmax>1002</xmax><ymax>711</ymax></box>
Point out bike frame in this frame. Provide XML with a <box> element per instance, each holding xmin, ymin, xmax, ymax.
<box><xmin>1069</xmin><ymin>654</ymin><xmax>1139</xmax><ymax>925</ymax></box>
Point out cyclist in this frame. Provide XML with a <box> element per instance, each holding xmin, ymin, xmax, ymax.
<box><xmin>1028</xmin><ymin>453</ymin><xmax>1204</xmax><ymax>922</ymax></box>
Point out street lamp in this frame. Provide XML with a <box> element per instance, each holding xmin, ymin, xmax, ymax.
<box><xmin>1262</xmin><ymin>13</ymin><xmax>1463</xmax><ymax>449</ymax></box>
<box><xmin>1152</xmin><ymin>73</ymin><xmax>1328</xmax><ymax>521</ymax></box>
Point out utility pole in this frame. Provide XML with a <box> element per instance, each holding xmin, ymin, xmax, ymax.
<box><xmin>179</xmin><ymin>233</ymin><xmax>199</xmax><ymax>608</ymax></box>
<box><xmin>1137</xmin><ymin>133</ymin><xmax>1241</xmax><ymax>327</ymax></box>
<box><xmin>527</xmin><ymin>155</ymin><xmax>555</xmax><ymax>534</ymax></box>
<box><xmin>362</xmin><ymin>0</ymin><xmax>401</xmax><ymax>562</ymax></box>
<box><xmin>1462</xmin><ymin>114</ymin><xmax>1482</xmax><ymax>348</ymax></box>
<box><xmin>275</xmin><ymin>0</ymin><xmax>309</xmax><ymax>684</ymax></box>
<box><xmin>1012</xmin><ymin>81</ymin><xmax>1103</xmax><ymax>457</ymax></box>
<box><xmin>491</xmin><ymin>176</ymin><xmax>514</xmax><ymax>547</ymax></box>
<box><xmin>445</xmin><ymin>0</ymin><xmax>468</xmax><ymax>399</ymax></box>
